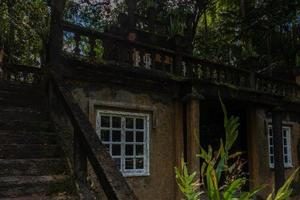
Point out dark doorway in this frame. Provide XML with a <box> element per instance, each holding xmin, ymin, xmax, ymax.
<box><xmin>199</xmin><ymin>99</ymin><xmax>249</xmax><ymax>189</ymax></box>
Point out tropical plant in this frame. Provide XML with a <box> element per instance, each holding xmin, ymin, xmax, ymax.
<box><xmin>266</xmin><ymin>168</ymin><xmax>299</xmax><ymax>200</ymax></box>
<box><xmin>175</xmin><ymin>97</ymin><xmax>299</xmax><ymax>200</ymax></box>
<box><xmin>175</xmin><ymin>158</ymin><xmax>202</xmax><ymax>200</ymax></box>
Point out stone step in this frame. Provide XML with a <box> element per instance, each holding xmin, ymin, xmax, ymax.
<box><xmin>0</xmin><ymin>131</ymin><xmax>57</xmax><ymax>145</ymax></box>
<box><xmin>0</xmin><ymin>90</ymin><xmax>43</xmax><ymax>100</ymax></box>
<box><xmin>0</xmin><ymin>192</ymin><xmax>78</xmax><ymax>200</ymax></box>
<box><xmin>0</xmin><ymin>144</ymin><xmax>61</xmax><ymax>159</ymax></box>
<box><xmin>0</xmin><ymin>159</ymin><xmax>67</xmax><ymax>177</ymax></box>
<box><xmin>0</xmin><ymin>96</ymin><xmax>45</xmax><ymax>110</ymax></box>
<box><xmin>0</xmin><ymin>84</ymin><xmax>45</xmax><ymax>109</ymax></box>
<box><xmin>0</xmin><ymin>81</ymin><xmax>42</xmax><ymax>94</ymax></box>
<box><xmin>0</xmin><ymin>108</ymin><xmax>48</xmax><ymax>123</ymax></box>
<box><xmin>0</xmin><ymin>175</ymin><xmax>72</xmax><ymax>198</ymax></box>
<box><xmin>0</xmin><ymin>121</ymin><xmax>52</xmax><ymax>132</ymax></box>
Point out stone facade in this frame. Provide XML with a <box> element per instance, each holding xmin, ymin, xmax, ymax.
<box><xmin>65</xmin><ymin>78</ymin><xmax>300</xmax><ymax>199</ymax></box>
<box><xmin>67</xmin><ymin>80</ymin><xmax>178</xmax><ymax>200</ymax></box>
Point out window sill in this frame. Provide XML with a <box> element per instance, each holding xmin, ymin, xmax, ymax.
<box><xmin>123</xmin><ymin>172</ymin><xmax>150</xmax><ymax>177</ymax></box>
<box><xmin>269</xmin><ymin>165</ymin><xmax>293</xmax><ymax>169</ymax></box>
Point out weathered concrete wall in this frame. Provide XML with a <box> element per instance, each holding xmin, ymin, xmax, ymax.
<box><xmin>247</xmin><ymin>107</ymin><xmax>300</xmax><ymax>198</ymax></box>
<box><xmin>66</xmin><ymin>81</ymin><xmax>177</xmax><ymax>200</ymax></box>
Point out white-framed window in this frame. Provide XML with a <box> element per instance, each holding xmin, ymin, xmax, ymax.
<box><xmin>96</xmin><ymin>110</ymin><xmax>150</xmax><ymax>176</ymax></box>
<box><xmin>268</xmin><ymin>125</ymin><xmax>292</xmax><ymax>168</ymax></box>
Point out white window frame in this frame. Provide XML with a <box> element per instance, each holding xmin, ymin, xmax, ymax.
<box><xmin>96</xmin><ymin>110</ymin><xmax>150</xmax><ymax>177</ymax></box>
<box><xmin>268</xmin><ymin>125</ymin><xmax>292</xmax><ymax>168</ymax></box>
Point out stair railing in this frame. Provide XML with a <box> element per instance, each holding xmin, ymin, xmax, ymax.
<box><xmin>47</xmin><ymin>69</ymin><xmax>138</xmax><ymax>200</ymax></box>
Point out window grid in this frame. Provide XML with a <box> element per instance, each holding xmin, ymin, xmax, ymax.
<box><xmin>96</xmin><ymin>110</ymin><xmax>149</xmax><ymax>176</ymax></box>
<box><xmin>268</xmin><ymin>125</ymin><xmax>292</xmax><ymax>168</ymax></box>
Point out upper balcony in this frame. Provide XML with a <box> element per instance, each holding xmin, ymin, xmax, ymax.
<box><xmin>60</xmin><ymin>21</ymin><xmax>300</xmax><ymax>106</ymax></box>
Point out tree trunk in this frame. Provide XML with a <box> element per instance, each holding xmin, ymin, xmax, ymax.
<box><xmin>48</xmin><ymin>0</ymin><xmax>66</xmax><ymax>67</ymax></box>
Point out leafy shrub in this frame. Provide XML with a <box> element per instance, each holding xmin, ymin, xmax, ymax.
<box><xmin>175</xmin><ymin>97</ymin><xmax>299</xmax><ymax>200</ymax></box>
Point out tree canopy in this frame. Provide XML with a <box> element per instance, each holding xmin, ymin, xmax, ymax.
<box><xmin>0</xmin><ymin>0</ymin><xmax>49</xmax><ymax>66</ymax></box>
<box><xmin>1</xmin><ymin>0</ymin><xmax>300</xmax><ymax>78</ymax></box>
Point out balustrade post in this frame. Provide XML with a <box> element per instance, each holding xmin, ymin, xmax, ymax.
<box><xmin>89</xmin><ymin>37</ymin><xmax>96</xmax><ymax>58</ymax></box>
<box><xmin>74</xmin><ymin>34</ymin><xmax>81</xmax><ymax>56</ymax></box>
<box><xmin>174</xmin><ymin>51</ymin><xmax>183</xmax><ymax>76</ymax></box>
<box><xmin>272</xmin><ymin>107</ymin><xmax>285</xmax><ymax>192</ymax></box>
<box><xmin>250</xmin><ymin>71</ymin><xmax>256</xmax><ymax>89</ymax></box>
<box><xmin>74</xmin><ymin>129</ymin><xmax>87</xmax><ymax>184</ymax></box>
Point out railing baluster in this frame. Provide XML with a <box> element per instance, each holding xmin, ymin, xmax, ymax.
<box><xmin>74</xmin><ymin>33</ymin><xmax>81</xmax><ymax>55</ymax></box>
<box><xmin>89</xmin><ymin>37</ymin><xmax>96</xmax><ymax>59</ymax></box>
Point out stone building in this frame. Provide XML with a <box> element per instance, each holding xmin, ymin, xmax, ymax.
<box><xmin>0</xmin><ymin>0</ymin><xmax>300</xmax><ymax>199</ymax></box>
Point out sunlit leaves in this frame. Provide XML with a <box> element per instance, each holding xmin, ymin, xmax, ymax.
<box><xmin>175</xmin><ymin>158</ymin><xmax>202</xmax><ymax>200</ymax></box>
<box><xmin>64</xmin><ymin>0</ymin><xmax>126</xmax><ymax>30</ymax></box>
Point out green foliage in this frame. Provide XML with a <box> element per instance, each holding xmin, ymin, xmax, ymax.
<box><xmin>169</xmin><ymin>11</ymin><xmax>186</xmax><ymax>36</ymax></box>
<box><xmin>175</xmin><ymin>158</ymin><xmax>202</xmax><ymax>200</ymax></box>
<box><xmin>266</xmin><ymin>168</ymin><xmax>300</xmax><ymax>200</ymax></box>
<box><xmin>175</xmin><ymin>97</ymin><xmax>299</xmax><ymax>200</ymax></box>
<box><xmin>194</xmin><ymin>0</ymin><xmax>300</xmax><ymax>73</ymax></box>
<box><xmin>64</xmin><ymin>0</ymin><xmax>127</xmax><ymax>30</ymax></box>
<box><xmin>0</xmin><ymin>0</ymin><xmax>49</xmax><ymax>66</ymax></box>
<box><xmin>197</xmin><ymin>96</ymin><xmax>262</xmax><ymax>200</ymax></box>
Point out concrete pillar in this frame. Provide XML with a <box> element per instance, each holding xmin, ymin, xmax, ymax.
<box><xmin>185</xmin><ymin>95</ymin><xmax>200</xmax><ymax>174</ymax></box>
<box><xmin>246</xmin><ymin>106</ymin><xmax>259</xmax><ymax>189</ymax></box>
<box><xmin>246</xmin><ymin>107</ymin><xmax>269</xmax><ymax>189</ymax></box>
<box><xmin>174</xmin><ymin>100</ymin><xmax>184</xmax><ymax>200</ymax></box>
<box><xmin>272</xmin><ymin>108</ymin><xmax>285</xmax><ymax>191</ymax></box>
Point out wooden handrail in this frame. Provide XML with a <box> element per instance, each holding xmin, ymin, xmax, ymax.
<box><xmin>48</xmin><ymin>70</ymin><xmax>138</xmax><ymax>200</ymax></box>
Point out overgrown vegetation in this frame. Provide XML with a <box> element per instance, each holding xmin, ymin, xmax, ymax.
<box><xmin>175</xmin><ymin>98</ymin><xmax>299</xmax><ymax>200</ymax></box>
<box><xmin>0</xmin><ymin>0</ymin><xmax>49</xmax><ymax>66</ymax></box>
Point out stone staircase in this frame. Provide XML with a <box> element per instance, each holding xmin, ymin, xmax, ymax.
<box><xmin>0</xmin><ymin>82</ymin><xmax>77</xmax><ymax>199</ymax></box>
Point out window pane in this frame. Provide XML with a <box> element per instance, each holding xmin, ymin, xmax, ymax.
<box><xmin>270</xmin><ymin>156</ymin><xmax>274</xmax><ymax>164</ymax></box>
<box><xmin>126</xmin><ymin>118</ymin><xmax>134</xmax><ymax>129</ymax></box>
<box><xmin>270</xmin><ymin>147</ymin><xmax>274</xmax><ymax>154</ymax></box>
<box><xmin>113</xmin><ymin>158</ymin><xmax>121</xmax><ymax>169</ymax></box>
<box><xmin>136</xmin><ymin>158</ymin><xmax>144</xmax><ymax>169</ymax></box>
<box><xmin>112</xmin><ymin>116</ymin><xmax>121</xmax><ymax>128</ymax></box>
<box><xmin>284</xmin><ymin>147</ymin><xmax>288</xmax><ymax>154</ymax></box>
<box><xmin>101</xmin><ymin>116</ymin><xmax>110</xmax><ymax>127</ymax></box>
<box><xmin>270</xmin><ymin>138</ymin><xmax>273</xmax><ymax>145</ymax></box>
<box><xmin>125</xmin><ymin>158</ymin><xmax>134</xmax><ymax>169</ymax></box>
<box><xmin>112</xmin><ymin>144</ymin><xmax>121</xmax><ymax>156</ymax></box>
<box><xmin>136</xmin><ymin>131</ymin><xmax>144</xmax><ymax>142</ymax></box>
<box><xmin>96</xmin><ymin>111</ymin><xmax>149</xmax><ymax>175</ymax></box>
<box><xmin>101</xmin><ymin>130</ymin><xmax>110</xmax><ymax>141</ymax></box>
<box><xmin>125</xmin><ymin>145</ymin><xmax>134</xmax><ymax>156</ymax></box>
<box><xmin>269</xmin><ymin>128</ymin><xmax>273</xmax><ymax>136</ymax></box>
<box><xmin>284</xmin><ymin>156</ymin><xmax>288</xmax><ymax>163</ymax></box>
<box><xmin>283</xmin><ymin>131</ymin><xmax>287</xmax><ymax>137</ymax></box>
<box><xmin>126</xmin><ymin>131</ymin><xmax>134</xmax><ymax>142</ymax></box>
<box><xmin>136</xmin><ymin>118</ymin><xmax>144</xmax><ymax>129</ymax></box>
<box><xmin>284</xmin><ymin>138</ymin><xmax>287</xmax><ymax>145</ymax></box>
<box><xmin>112</xmin><ymin>130</ymin><xmax>121</xmax><ymax>142</ymax></box>
<box><xmin>136</xmin><ymin>145</ymin><xmax>144</xmax><ymax>156</ymax></box>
